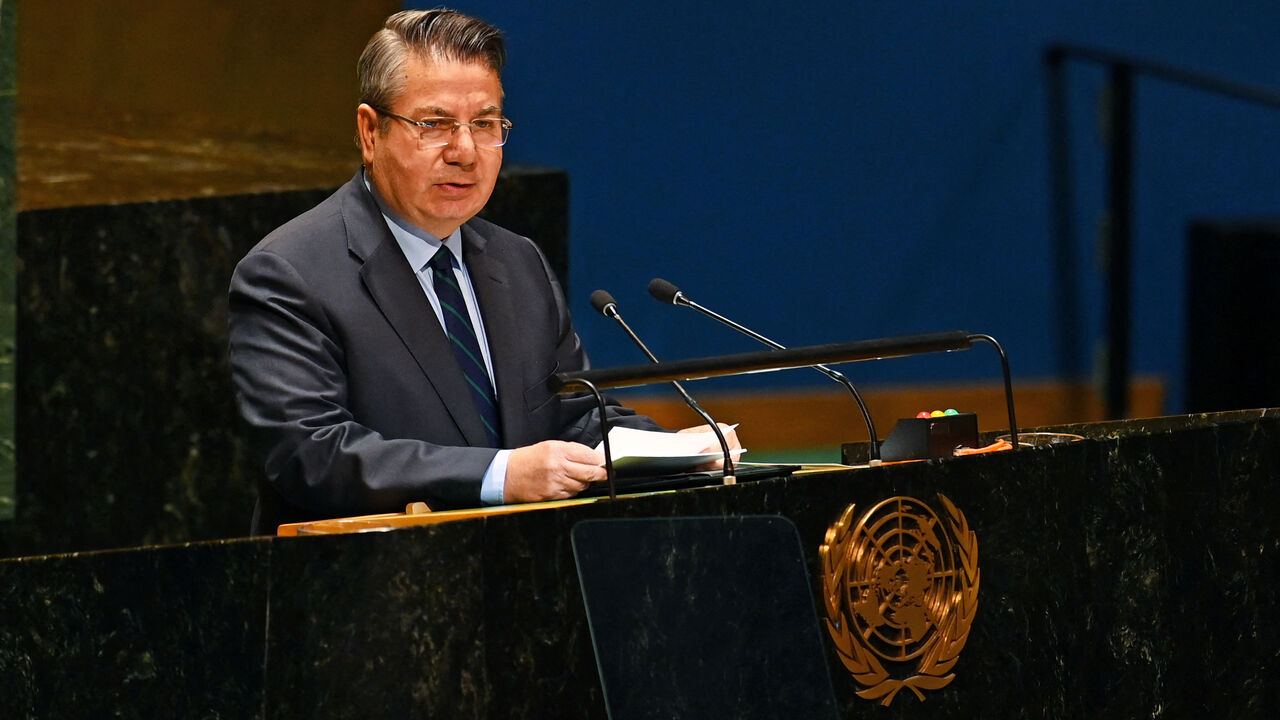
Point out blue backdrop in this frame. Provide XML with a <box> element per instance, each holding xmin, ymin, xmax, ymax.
<box><xmin>407</xmin><ymin>1</ymin><xmax>1280</xmax><ymax>411</ymax></box>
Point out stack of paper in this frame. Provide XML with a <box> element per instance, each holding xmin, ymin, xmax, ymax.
<box><xmin>595</xmin><ymin>426</ymin><xmax>746</xmax><ymax>475</ymax></box>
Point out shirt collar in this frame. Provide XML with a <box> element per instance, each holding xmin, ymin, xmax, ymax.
<box><xmin>362</xmin><ymin>167</ymin><xmax>464</xmax><ymax>271</ymax></box>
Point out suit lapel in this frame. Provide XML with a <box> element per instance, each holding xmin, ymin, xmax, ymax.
<box><xmin>343</xmin><ymin>177</ymin><xmax>492</xmax><ymax>447</ymax></box>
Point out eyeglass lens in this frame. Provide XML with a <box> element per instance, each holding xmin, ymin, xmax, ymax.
<box><xmin>418</xmin><ymin>119</ymin><xmax>509</xmax><ymax>147</ymax></box>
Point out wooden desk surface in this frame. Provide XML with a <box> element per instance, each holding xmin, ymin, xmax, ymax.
<box><xmin>277</xmin><ymin>465</ymin><xmax>853</xmax><ymax>536</ymax></box>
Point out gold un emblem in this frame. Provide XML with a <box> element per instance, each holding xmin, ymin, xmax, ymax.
<box><xmin>820</xmin><ymin>495</ymin><xmax>979</xmax><ymax>706</ymax></box>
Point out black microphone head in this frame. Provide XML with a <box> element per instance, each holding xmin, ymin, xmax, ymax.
<box><xmin>648</xmin><ymin>278</ymin><xmax>682</xmax><ymax>305</ymax></box>
<box><xmin>590</xmin><ymin>289</ymin><xmax>618</xmax><ymax>316</ymax></box>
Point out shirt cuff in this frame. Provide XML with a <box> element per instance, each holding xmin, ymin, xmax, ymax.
<box><xmin>480</xmin><ymin>449</ymin><xmax>512</xmax><ymax>505</ymax></box>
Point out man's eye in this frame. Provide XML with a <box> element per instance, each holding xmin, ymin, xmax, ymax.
<box><xmin>471</xmin><ymin>119</ymin><xmax>495</xmax><ymax>130</ymax></box>
<box><xmin>421</xmin><ymin>118</ymin><xmax>452</xmax><ymax>130</ymax></box>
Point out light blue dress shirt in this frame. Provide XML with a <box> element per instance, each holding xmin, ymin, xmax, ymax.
<box><xmin>365</xmin><ymin>174</ymin><xmax>510</xmax><ymax>505</ymax></box>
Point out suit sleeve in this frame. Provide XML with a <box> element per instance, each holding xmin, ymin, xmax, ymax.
<box><xmin>228</xmin><ymin>249</ymin><xmax>497</xmax><ymax>519</ymax></box>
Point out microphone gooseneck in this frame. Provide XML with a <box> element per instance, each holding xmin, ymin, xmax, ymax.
<box><xmin>556</xmin><ymin>376</ymin><xmax>618</xmax><ymax>500</ymax></box>
<box><xmin>647</xmin><ymin>278</ymin><xmax>881</xmax><ymax>463</ymax></box>
<box><xmin>591</xmin><ymin>289</ymin><xmax>736</xmax><ymax>481</ymax></box>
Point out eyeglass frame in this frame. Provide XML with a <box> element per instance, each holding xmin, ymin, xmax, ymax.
<box><xmin>370</xmin><ymin>106</ymin><xmax>513</xmax><ymax>148</ymax></box>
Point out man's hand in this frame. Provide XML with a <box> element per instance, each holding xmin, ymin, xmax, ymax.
<box><xmin>504</xmin><ymin>440</ymin><xmax>607</xmax><ymax>503</ymax></box>
<box><xmin>678</xmin><ymin>423</ymin><xmax>742</xmax><ymax>469</ymax></box>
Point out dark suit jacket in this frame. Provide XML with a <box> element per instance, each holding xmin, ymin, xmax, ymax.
<box><xmin>229</xmin><ymin>171</ymin><xmax>659</xmax><ymax>534</ymax></box>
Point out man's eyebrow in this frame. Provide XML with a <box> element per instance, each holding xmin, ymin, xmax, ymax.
<box><xmin>409</xmin><ymin>106</ymin><xmax>454</xmax><ymax>118</ymax></box>
<box><xmin>408</xmin><ymin>105</ymin><xmax>504</xmax><ymax>118</ymax></box>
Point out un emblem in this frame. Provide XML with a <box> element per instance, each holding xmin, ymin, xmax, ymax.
<box><xmin>819</xmin><ymin>495</ymin><xmax>979</xmax><ymax>706</ymax></box>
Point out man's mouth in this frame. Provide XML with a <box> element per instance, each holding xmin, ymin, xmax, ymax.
<box><xmin>436</xmin><ymin>181</ymin><xmax>474</xmax><ymax>195</ymax></box>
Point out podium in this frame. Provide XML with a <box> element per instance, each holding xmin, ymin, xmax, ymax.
<box><xmin>3</xmin><ymin>409</ymin><xmax>1279</xmax><ymax>718</ymax></box>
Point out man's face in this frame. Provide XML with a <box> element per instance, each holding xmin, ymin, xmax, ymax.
<box><xmin>358</xmin><ymin>55</ymin><xmax>504</xmax><ymax>239</ymax></box>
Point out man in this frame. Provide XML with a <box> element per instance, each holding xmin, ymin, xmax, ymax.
<box><xmin>229</xmin><ymin>9</ymin><xmax>737</xmax><ymax>534</ymax></box>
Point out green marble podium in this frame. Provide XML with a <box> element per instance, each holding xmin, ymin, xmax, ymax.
<box><xmin>2</xmin><ymin>409</ymin><xmax>1278</xmax><ymax>718</ymax></box>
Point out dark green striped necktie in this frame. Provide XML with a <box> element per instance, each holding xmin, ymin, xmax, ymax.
<box><xmin>429</xmin><ymin>246</ymin><xmax>501</xmax><ymax>447</ymax></box>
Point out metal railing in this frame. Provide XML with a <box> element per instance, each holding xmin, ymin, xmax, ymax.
<box><xmin>1044</xmin><ymin>44</ymin><xmax>1280</xmax><ymax>418</ymax></box>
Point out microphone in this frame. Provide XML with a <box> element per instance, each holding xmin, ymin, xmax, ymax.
<box><xmin>590</xmin><ymin>290</ymin><xmax>737</xmax><ymax>481</ymax></box>
<box><xmin>647</xmin><ymin>278</ymin><xmax>881</xmax><ymax>463</ymax></box>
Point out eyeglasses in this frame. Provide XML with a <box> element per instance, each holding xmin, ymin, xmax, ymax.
<box><xmin>373</xmin><ymin>107</ymin><xmax>513</xmax><ymax>148</ymax></box>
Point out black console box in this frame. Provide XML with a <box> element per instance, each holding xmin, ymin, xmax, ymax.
<box><xmin>841</xmin><ymin>412</ymin><xmax>979</xmax><ymax>464</ymax></box>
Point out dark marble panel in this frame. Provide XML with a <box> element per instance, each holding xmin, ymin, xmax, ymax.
<box><xmin>1159</xmin><ymin>420</ymin><xmax>1280</xmax><ymax>716</ymax></box>
<box><xmin>1</xmin><ymin>166</ymin><xmax>569</xmax><ymax>559</ymax></box>
<box><xmin>264</xmin><ymin>523</ymin><xmax>490</xmax><ymax>719</ymax></box>
<box><xmin>2</xmin><ymin>411</ymin><xmax>1278</xmax><ymax>719</ymax></box>
<box><xmin>755</xmin><ymin>446</ymin><xmax>1095</xmax><ymax>718</ymax></box>
<box><xmin>477</xmin><ymin>498</ymin><xmax>614</xmax><ymax>719</ymax></box>
<box><xmin>0</xmin><ymin>539</ymin><xmax>270</xmax><ymax>720</ymax></box>
<box><xmin>0</xmin><ymin>0</ymin><xmax>17</xmax><ymax>521</ymax></box>
<box><xmin>8</xmin><ymin>188</ymin><xmax>332</xmax><ymax>559</ymax></box>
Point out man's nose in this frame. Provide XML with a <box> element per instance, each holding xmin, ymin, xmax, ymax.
<box><xmin>442</xmin><ymin>126</ymin><xmax>479</xmax><ymax>164</ymax></box>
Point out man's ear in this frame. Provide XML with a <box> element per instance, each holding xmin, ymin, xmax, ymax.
<box><xmin>356</xmin><ymin>104</ymin><xmax>380</xmax><ymax>164</ymax></box>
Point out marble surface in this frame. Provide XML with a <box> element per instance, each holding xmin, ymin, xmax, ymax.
<box><xmin>0</xmin><ymin>539</ymin><xmax>270</xmax><ymax>718</ymax></box>
<box><xmin>0</xmin><ymin>0</ymin><xmax>16</xmax><ymax>520</ymax></box>
<box><xmin>2</xmin><ymin>410</ymin><xmax>1277</xmax><ymax>718</ymax></box>
<box><xmin>266</xmin><ymin>528</ymin><xmax>490</xmax><ymax>718</ymax></box>
<box><xmin>0</xmin><ymin>166</ymin><xmax>569</xmax><ymax>559</ymax></box>
<box><xmin>15</xmin><ymin>0</ymin><xmax>401</xmax><ymax>212</ymax></box>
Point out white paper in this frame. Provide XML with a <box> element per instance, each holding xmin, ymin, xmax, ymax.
<box><xmin>595</xmin><ymin>426</ymin><xmax>745</xmax><ymax>476</ymax></box>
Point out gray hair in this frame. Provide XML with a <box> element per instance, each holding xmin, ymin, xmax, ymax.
<box><xmin>358</xmin><ymin>9</ymin><xmax>506</xmax><ymax>120</ymax></box>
